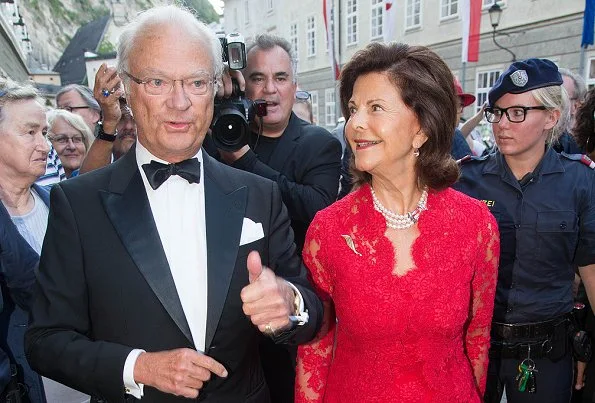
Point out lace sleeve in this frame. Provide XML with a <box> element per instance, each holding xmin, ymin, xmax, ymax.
<box><xmin>295</xmin><ymin>218</ymin><xmax>337</xmax><ymax>403</ymax></box>
<box><xmin>465</xmin><ymin>208</ymin><xmax>500</xmax><ymax>395</ymax></box>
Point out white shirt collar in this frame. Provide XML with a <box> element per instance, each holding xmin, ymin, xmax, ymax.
<box><xmin>135</xmin><ymin>140</ymin><xmax>204</xmax><ymax>168</ymax></box>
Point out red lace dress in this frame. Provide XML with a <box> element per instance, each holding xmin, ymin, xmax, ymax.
<box><xmin>296</xmin><ymin>185</ymin><xmax>499</xmax><ymax>403</ymax></box>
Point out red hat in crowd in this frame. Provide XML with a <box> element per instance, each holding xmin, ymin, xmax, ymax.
<box><xmin>454</xmin><ymin>77</ymin><xmax>476</xmax><ymax>107</ymax></box>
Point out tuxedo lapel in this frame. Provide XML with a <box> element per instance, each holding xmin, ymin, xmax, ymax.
<box><xmin>99</xmin><ymin>149</ymin><xmax>193</xmax><ymax>344</ymax></box>
<box><xmin>203</xmin><ymin>154</ymin><xmax>247</xmax><ymax>350</ymax></box>
<box><xmin>267</xmin><ymin>112</ymin><xmax>301</xmax><ymax>170</ymax></box>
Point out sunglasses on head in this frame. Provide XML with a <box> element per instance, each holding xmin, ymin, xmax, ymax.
<box><xmin>295</xmin><ymin>91</ymin><xmax>311</xmax><ymax>100</ymax></box>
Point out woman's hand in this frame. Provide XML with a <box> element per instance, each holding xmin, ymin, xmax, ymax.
<box><xmin>93</xmin><ymin>63</ymin><xmax>125</xmax><ymax>133</ymax></box>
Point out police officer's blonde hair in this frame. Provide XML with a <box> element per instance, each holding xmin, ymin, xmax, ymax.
<box><xmin>532</xmin><ymin>85</ymin><xmax>570</xmax><ymax>145</ymax></box>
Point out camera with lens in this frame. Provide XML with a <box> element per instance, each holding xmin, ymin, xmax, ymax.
<box><xmin>211</xmin><ymin>32</ymin><xmax>267</xmax><ymax>152</ymax></box>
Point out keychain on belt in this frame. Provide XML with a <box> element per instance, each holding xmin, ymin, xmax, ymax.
<box><xmin>515</xmin><ymin>345</ymin><xmax>538</xmax><ymax>393</ymax></box>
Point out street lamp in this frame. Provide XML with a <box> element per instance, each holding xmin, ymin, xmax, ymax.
<box><xmin>488</xmin><ymin>3</ymin><xmax>516</xmax><ymax>62</ymax></box>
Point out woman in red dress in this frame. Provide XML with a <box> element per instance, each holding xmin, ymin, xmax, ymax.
<box><xmin>295</xmin><ymin>43</ymin><xmax>500</xmax><ymax>403</ymax></box>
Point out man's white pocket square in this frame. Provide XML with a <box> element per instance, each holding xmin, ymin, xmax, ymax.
<box><xmin>239</xmin><ymin>218</ymin><xmax>264</xmax><ymax>246</ymax></box>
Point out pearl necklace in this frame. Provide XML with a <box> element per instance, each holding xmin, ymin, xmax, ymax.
<box><xmin>371</xmin><ymin>187</ymin><xmax>428</xmax><ymax>230</ymax></box>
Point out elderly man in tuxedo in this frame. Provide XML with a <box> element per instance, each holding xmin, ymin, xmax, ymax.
<box><xmin>25</xmin><ymin>5</ymin><xmax>322</xmax><ymax>403</ymax></box>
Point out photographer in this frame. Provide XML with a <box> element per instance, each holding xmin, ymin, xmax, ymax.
<box><xmin>215</xmin><ymin>34</ymin><xmax>341</xmax><ymax>253</ymax></box>
<box><xmin>212</xmin><ymin>33</ymin><xmax>342</xmax><ymax>402</ymax></box>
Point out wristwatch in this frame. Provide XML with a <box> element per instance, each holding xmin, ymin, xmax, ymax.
<box><xmin>286</xmin><ymin>282</ymin><xmax>309</xmax><ymax>330</ymax></box>
<box><xmin>95</xmin><ymin>122</ymin><xmax>117</xmax><ymax>142</ymax></box>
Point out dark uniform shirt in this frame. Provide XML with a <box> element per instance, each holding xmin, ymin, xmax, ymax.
<box><xmin>451</xmin><ymin>128</ymin><xmax>472</xmax><ymax>160</ymax></box>
<box><xmin>453</xmin><ymin>148</ymin><xmax>595</xmax><ymax>323</ymax></box>
<box><xmin>553</xmin><ymin>131</ymin><xmax>583</xmax><ymax>154</ymax></box>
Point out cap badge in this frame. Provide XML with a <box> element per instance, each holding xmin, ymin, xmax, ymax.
<box><xmin>510</xmin><ymin>70</ymin><xmax>529</xmax><ymax>87</ymax></box>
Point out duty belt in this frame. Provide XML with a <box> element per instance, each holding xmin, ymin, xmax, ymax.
<box><xmin>491</xmin><ymin>314</ymin><xmax>571</xmax><ymax>341</ymax></box>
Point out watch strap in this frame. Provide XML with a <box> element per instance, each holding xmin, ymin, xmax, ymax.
<box><xmin>96</xmin><ymin>123</ymin><xmax>117</xmax><ymax>142</ymax></box>
<box><xmin>285</xmin><ymin>281</ymin><xmax>309</xmax><ymax>327</ymax></box>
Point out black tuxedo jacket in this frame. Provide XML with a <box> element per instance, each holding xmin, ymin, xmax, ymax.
<box><xmin>229</xmin><ymin>113</ymin><xmax>342</xmax><ymax>252</ymax></box>
<box><xmin>25</xmin><ymin>148</ymin><xmax>322</xmax><ymax>403</ymax></box>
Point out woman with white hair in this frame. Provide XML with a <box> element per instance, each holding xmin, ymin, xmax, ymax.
<box><xmin>47</xmin><ymin>109</ymin><xmax>93</xmax><ymax>178</ymax></box>
<box><xmin>455</xmin><ymin>59</ymin><xmax>595</xmax><ymax>403</ymax></box>
<box><xmin>0</xmin><ymin>78</ymin><xmax>90</xmax><ymax>403</ymax></box>
<box><xmin>0</xmin><ymin>76</ymin><xmax>48</xmax><ymax>403</ymax></box>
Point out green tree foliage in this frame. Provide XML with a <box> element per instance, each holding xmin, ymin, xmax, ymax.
<box><xmin>177</xmin><ymin>0</ymin><xmax>220</xmax><ymax>24</ymax></box>
<box><xmin>97</xmin><ymin>39</ymin><xmax>116</xmax><ymax>54</ymax></box>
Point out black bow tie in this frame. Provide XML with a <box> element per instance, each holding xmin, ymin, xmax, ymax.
<box><xmin>141</xmin><ymin>158</ymin><xmax>201</xmax><ymax>190</ymax></box>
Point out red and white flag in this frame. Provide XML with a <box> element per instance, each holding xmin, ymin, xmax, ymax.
<box><xmin>383</xmin><ymin>1</ymin><xmax>396</xmax><ymax>43</ymax></box>
<box><xmin>461</xmin><ymin>0</ymin><xmax>482</xmax><ymax>62</ymax></box>
<box><xmin>323</xmin><ymin>0</ymin><xmax>340</xmax><ymax>80</ymax></box>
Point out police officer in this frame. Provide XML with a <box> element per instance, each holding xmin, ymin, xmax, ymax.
<box><xmin>454</xmin><ymin>58</ymin><xmax>595</xmax><ymax>403</ymax></box>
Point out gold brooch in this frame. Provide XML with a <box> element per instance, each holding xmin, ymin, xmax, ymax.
<box><xmin>341</xmin><ymin>235</ymin><xmax>362</xmax><ymax>256</ymax></box>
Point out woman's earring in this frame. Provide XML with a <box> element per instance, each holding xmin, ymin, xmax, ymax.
<box><xmin>413</xmin><ymin>148</ymin><xmax>420</xmax><ymax>157</ymax></box>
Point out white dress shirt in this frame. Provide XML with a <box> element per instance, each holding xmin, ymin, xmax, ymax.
<box><xmin>123</xmin><ymin>142</ymin><xmax>208</xmax><ymax>398</ymax></box>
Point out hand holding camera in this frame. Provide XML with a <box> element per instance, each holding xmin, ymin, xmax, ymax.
<box><xmin>211</xmin><ymin>33</ymin><xmax>267</xmax><ymax>153</ymax></box>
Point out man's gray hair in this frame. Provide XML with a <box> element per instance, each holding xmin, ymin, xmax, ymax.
<box><xmin>0</xmin><ymin>77</ymin><xmax>44</xmax><ymax>125</ymax></box>
<box><xmin>559</xmin><ymin>67</ymin><xmax>587</xmax><ymax>101</ymax></box>
<box><xmin>117</xmin><ymin>5</ymin><xmax>223</xmax><ymax>87</ymax></box>
<box><xmin>247</xmin><ymin>34</ymin><xmax>298</xmax><ymax>83</ymax></box>
<box><xmin>56</xmin><ymin>84</ymin><xmax>100</xmax><ymax>113</ymax></box>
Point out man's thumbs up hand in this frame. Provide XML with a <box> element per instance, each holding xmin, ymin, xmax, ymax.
<box><xmin>247</xmin><ymin>250</ymin><xmax>264</xmax><ymax>283</ymax></box>
<box><xmin>241</xmin><ymin>251</ymin><xmax>294</xmax><ymax>336</ymax></box>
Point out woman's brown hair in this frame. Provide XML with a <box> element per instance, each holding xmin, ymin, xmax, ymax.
<box><xmin>340</xmin><ymin>42</ymin><xmax>460</xmax><ymax>191</ymax></box>
<box><xmin>573</xmin><ymin>87</ymin><xmax>595</xmax><ymax>155</ymax></box>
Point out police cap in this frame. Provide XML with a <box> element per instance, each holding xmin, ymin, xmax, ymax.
<box><xmin>488</xmin><ymin>58</ymin><xmax>563</xmax><ymax>106</ymax></box>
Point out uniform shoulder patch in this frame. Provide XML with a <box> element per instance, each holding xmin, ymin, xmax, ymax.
<box><xmin>456</xmin><ymin>154</ymin><xmax>490</xmax><ymax>166</ymax></box>
<box><xmin>560</xmin><ymin>152</ymin><xmax>595</xmax><ymax>169</ymax></box>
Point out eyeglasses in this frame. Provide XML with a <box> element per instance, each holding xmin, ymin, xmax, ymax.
<box><xmin>59</xmin><ymin>106</ymin><xmax>90</xmax><ymax>113</ymax></box>
<box><xmin>48</xmin><ymin>135</ymin><xmax>84</xmax><ymax>145</ymax></box>
<box><xmin>485</xmin><ymin>105</ymin><xmax>548</xmax><ymax>123</ymax></box>
<box><xmin>124</xmin><ymin>71</ymin><xmax>215</xmax><ymax>96</ymax></box>
<box><xmin>295</xmin><ymin>90</ymin><xmax>311</xmax><ymax>100</ymax></box>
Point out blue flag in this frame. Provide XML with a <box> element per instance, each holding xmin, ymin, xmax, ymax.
<box><xmin>582</xmin><ymin>0</ymin><xmax>595</xmax><ymax>47</ymax></box>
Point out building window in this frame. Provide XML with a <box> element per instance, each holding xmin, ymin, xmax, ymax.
<box><xmin>371</xmin><ymin>0</ymin><xmax>383</xmax><ymax>39</ymax></box>
<box><xmin>311</xmin><ymin>90</ymin><xmax>319</xmax><ymax>124</ymax></box>
<box><xmin>440</xmin><ymin>0</ymin><xmax>458</xmax><ymax>19</ymax></box>
<box><xmin>244</xmin><ymin>0</ymin><xmax>250</xmax><ymax>25</ymax></box>
<box><xmin>289</xmin><ymin>23</ymin><xmax>298</xmax><ymax>57</ymax></box>
<box><xmin>405</xmin><ymin>0</ymin><xmax>422</xmax><ymax>29</ymax></box>
<box><xmin>307</xmin><ymin>16</ymin><xmax>316</xmax><ymax>57</ymax></box>
<box><xmin>325</xmin><ymin>88</ymin><xmax>336</xmax><ymax>126</ymax></box>
<box><xmin>346</xmin><ymin>0</ymin><xmax>358</xmax><ymax>45</ymax></box>
<box><xmin>476</xmin><ymin>69</ymin><xmax>502</xmax><ymax>112</ymax></box>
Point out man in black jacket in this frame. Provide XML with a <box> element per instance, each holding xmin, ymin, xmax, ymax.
<box><xmin>216</xmin><ymin>34</ymin><xmax>342</xmax><ymax>402</ymax></box>
<box><xmin>25</xmin><ymin>7</ymin><xmax>322</xmax><ymax>402</ymax></box>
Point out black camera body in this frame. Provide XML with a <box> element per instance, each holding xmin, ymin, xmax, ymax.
<box><xmin>211</xmin><ymin>33</ymin><xmax>267</xmax><ymax>152</ymax></box>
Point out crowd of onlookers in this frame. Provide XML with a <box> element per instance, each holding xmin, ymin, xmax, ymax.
<box><xmin>1</xmin><ymin>4</ymin><xmax>595</xmax><ymax>403</ymax></box>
